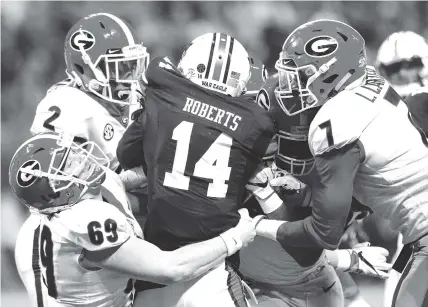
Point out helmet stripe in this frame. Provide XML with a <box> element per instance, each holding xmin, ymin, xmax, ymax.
<box><xmin>212</xmin><ymin>33</ymin><xmax>229</xmax><ymax>82</ymax></box>
<box><xmin>222</xmin><ymin>36</ymin><xmax>234</xmax><ymax>84</ymax></box>
<box><xmin>98</xmin><ymin>13</ymin><xmax>135</xmax><ymax>45</ymax></box>
<box><xmin>205</xmin><ymin>33</ymin><xmax>217</xmax><ymax>79</ymax></box>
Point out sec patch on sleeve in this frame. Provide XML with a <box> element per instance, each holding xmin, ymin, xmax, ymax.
<box><xmin>103</xmin><ymin>123</ymin><xmax>114</xmax><ymax>140</ymax></box>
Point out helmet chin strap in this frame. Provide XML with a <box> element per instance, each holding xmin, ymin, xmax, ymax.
<box><xmin>77</xmin><ymin>32</ymin><xmax>108</xmax><ymax>85</ymax></box>
<box><xmin>307</xmin><ymin>57</ymin><xmax>338</xmax><ymax>87</ymax></box>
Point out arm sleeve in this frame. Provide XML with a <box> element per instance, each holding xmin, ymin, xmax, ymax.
<box><xmin>276</xmin><ymin>142</ymin><xmax>362</xmax><ymax>250</ymax></box>
<box><xmin>52</xmin><ymin>200</ymin><xmax>133</xmax><ymax>251</ymax></box>
<box><xmin>117</xmin><ymin>110</ymin><xmax>147</xmax><ymax>171</ymax></box>
<box><xmin>406</xmin><ymin>92</ymin><xmax>428</xmax><ymax>138</ymax></box>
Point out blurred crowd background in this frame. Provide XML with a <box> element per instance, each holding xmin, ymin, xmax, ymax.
<box><xmin>1</xmin><ymin>1</ymin><xmax>428</xmax><ymax>305</ymax></box>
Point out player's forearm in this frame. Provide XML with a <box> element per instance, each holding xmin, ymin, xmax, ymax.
<box><xmin>256</xmin><ymin>218</ymin><xmax>326</xmax><ymax>248</ymax></box>
<box><xmin>168</xmin><ymin>236</ymin><xmax>229</xmax><ymax>282</ymax></box>
<box><xmin>91</xmin><ymin>236</ymin><xmax>228</xmax><ymax>285</ymax></box>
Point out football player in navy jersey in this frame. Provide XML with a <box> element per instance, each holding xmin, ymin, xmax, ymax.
<box><xmin>117</xmin><ymin>33</ymin><xmax>275</xmax><ymax>307</ymax></box>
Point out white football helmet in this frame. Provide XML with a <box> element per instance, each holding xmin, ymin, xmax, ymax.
<box><xmin>178</xmin><ymin>32</ymin><xmax>251</xmax><ymax>97</ymax></box>
<box><xmin>376</xmin><ymin>31</ymin><xmax>428</xmax><ymax>97</ymax></box>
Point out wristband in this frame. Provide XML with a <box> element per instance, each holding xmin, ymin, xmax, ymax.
<box><xmin>253</xmin><ymin>215</ymin><xmax>267</xmax><ymax>227</ymax></box>
<box><xmin>256</xmin><ymin>193</ymin><xmax>283</xmax><ymax>214</ymax></box>
<box><xmin>335</xmin><ymin>249</ymin><xmax>352</xmax><ymax>271</ymax></box>
<box><xmin>219</xmin><ymin>229</ymin><xmax>243</xmax><ymax>256</ymax></box>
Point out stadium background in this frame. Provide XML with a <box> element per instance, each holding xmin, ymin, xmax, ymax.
<box><xmin>1</xmin><ymin>1</ymin><xmax>427</xmax><ymax>305</ymax></box>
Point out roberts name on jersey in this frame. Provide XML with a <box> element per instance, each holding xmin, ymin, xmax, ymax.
<box><xmin>182</xmin><ymin>97</ymin><xmax>241</xmax><ymax>132</ymax></box>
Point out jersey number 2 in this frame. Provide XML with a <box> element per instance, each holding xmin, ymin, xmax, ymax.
<box><xmin>164</xmin><ymin>121</ymin><xmax>232</xmax><ymax>198</ymax></box>
<box><xmin>43</xmin><ymin>106</ymin><xmax>61</xmax><ymax>131</ymax></box>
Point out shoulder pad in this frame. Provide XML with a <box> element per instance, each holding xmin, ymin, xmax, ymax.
<box><xmin>309</xmin><ymin>90</ymin><xmax>378</xmax><ymax>156</ymax></box>
<box><xmin>31</xmin><ymin>87</ymin><xmax>97</xmax><ymax>137</ymax></box>
<box><xmin>144</xmin><ymin>56</ymin><xmax>182</xmax><ymax>87</ymax></box>
<box><xmin>256</xmin><ymin>74</ymin><xmax>279</xmax><ymax>111</ymax></box>
<box><xmin>40</xmin><ymin>87</ymin><xmax>97</xmax><ymax>120</ymax></box>
<box><xmin>51</xmin><ymin>199</ymin><xmax>132</xmax><ymax>251</ymax></box>
<box><xmin>46</xmin><ymin>78</ymin><xmax>74</xmax><ymax>94</ymax></box>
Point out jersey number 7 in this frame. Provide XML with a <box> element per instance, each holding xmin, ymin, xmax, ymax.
<box><xmin>163</xmin><ymin>120</ymin><xmax>232</xmax><ymax>198</ymax></box>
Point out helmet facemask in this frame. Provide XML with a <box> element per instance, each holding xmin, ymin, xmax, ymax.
<box><xmin>275</xmin><ymin>130</ymin><xmax>315</xmax><ymax>176</ymax></box>
<box><xmin>78</xmin><ymin>40</ymin><xmax>149</xmax><ymax>105</ymax></box>
<box><xmin>274</xmin><ymin>53</ymin><xmax>338</xmax><ymax>116</ymax></box>
<box><xmin>19</xmin><ymin>134</ymin><xmax>109</xmax><ymax>199</ymax></box>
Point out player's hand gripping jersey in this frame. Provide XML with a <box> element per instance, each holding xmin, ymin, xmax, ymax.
<box><xmin>32</xmin><ymin>170</ymin><xmax>142</xmax><ymax>307</ymax></box>
<box><xmin>30</xmin><ymin>83</ymin><xmax>132</xmax><ymax>171</ymax></box>
<box><xmin>309</xmin><ymin>67</ymin><xmax>428</xmax><ymax>246</ymax></box>
<box><xmin>140</xmin><ymin>57</ymin><xmax>276</xmax><ymax>250</ymax></box>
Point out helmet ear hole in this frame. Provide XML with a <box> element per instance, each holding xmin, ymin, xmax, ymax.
<box><xmin>99</xmin><ymin>21</ymin><xmax>106</xmax><ymax>29</ymax></box>
<box><xmin>74</xmin><ymin>64</ymin><xmax>84</xmax><ymax>75</ymax></box>
<box><xmin>337</xmin><ymin>32</ymin><xmax>348</xmax><ymax>42</ymax></box>
<box><xmin>323</xmin><ymin>74</ymin><xmax>338</xmax><ymax>84</ymax></box>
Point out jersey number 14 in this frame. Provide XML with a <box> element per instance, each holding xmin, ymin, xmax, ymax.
<box><xmin>163</xmin><ymin>121</ymin><xmax>232</xmax><ymax>198</ymax></box>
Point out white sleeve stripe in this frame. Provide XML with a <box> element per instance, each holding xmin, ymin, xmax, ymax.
<box><xmin>99</xmin><ymin>13</ymin><xmax>135</xmax><ymax>45</ymax></box>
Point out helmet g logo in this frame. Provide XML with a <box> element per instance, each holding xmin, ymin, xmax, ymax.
<box><xmin>70</xmin><ymin>30</ymin><xmax>95</xmax><ymax>52</ymax></box>
<box><xmin>17</xmin><ymin>160</ymin><xmax>41</xmax><ymax>188</ymax></box>
<box><xmin>304</xmin><ymin>36</ymin><xmax>338</xmax><ymax>58</ymax></box>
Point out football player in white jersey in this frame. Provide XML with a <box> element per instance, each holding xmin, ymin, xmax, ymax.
<box><xmin>9</xmin><ymin>132</ymin><xmax>257</xmax><ymax>307</ymax></box>
<box><xmin>241</xmin><ymin>72</ymin><xmax>389</xmax><ymax>307</ymax></box>
<box><xmin>376</xmin><ymin>30</ymin><xmax>428</xmax><ymax>307</ymax></box>
<box><xmin>15</xmin><ymin>13</ymin><xmax>149</xmax><ymax>307</ymax></box>
<box><xmin>250</xmin><ymin>20</ymin><xmax>428</xmax><ymax>307</ymax></box>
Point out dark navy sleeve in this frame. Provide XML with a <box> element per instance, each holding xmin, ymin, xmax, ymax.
<box><xmin>276</xmin><ymin>142</ymin><xmax>362</xmax><ymax>250</ymax></box>
<box><xmin>117</xmin><ymin>110</ymin><xmax>147</xmax><ymax>172</ymax></box>
<box><xmin>406</xmin><ymin>91</ymin><xmax>428</xmax><ymax>138</ymax></box>
<box><xmin>142</xmin><ymin>56</ymin><xmax>183</xmax><ymax>88</ymax></box>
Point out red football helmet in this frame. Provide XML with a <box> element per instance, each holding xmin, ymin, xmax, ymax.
<box><xmin>9</xmin><ymin>133</ymin><xmax>109</xmax><ymax>214</ymax></box>
<box><xmin>244</xmin><ymin>56</ymin><xmax>269</xmax><ymax>99</ymax></box>
<box><xmin>257</xmin><ymin>75</ymin><xmax>318</xmax><ymax>176</ymax></box>
<box><xmin>275</xmin><ymin>19</ymin><xmax>367</xmax><ymax>116</ymax></box>
<box><xmin>64</xmin><ymin>13</ymin><xmax>149</xmax><ymax>105</ymax></box>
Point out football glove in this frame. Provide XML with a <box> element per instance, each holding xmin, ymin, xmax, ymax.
<box><xmin>336</xmin><ymin>242</ymin><xmax>392</xmax><ymax>279</ymax></box>
<box><xmin>245</xmin><ymin>164</ymin><xmax>282</xmax><ymax>214</ymax></box>
<box><xmin>268</xmin><ymin>164</ymin><xmax>312</xmax><ymax>208</ymax></box>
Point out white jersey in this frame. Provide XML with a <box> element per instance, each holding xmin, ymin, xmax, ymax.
<box><xmin>30</xmin><ymin>83</ymin><xmax>131</xmax><ymax>171</ymax></box>
<box><xmin>309</xmin><ymin>67</ymin><xmax>428</xmax><ymax>244</ymax></box>
<box><xmin>16</xmin><ymin>169</ymin><xmax>142</xmax><ymax>307</ymax></box>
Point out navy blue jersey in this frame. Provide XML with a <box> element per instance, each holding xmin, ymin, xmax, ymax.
<box><xmin>406</xmin><ymin>89</ymin><xmax>428</xmax><ymax>141</ymax></box>
<box><xmin>141</xmin><ymin>57</ymin><xmax>276</xmax><ymax>250</ymax></box>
